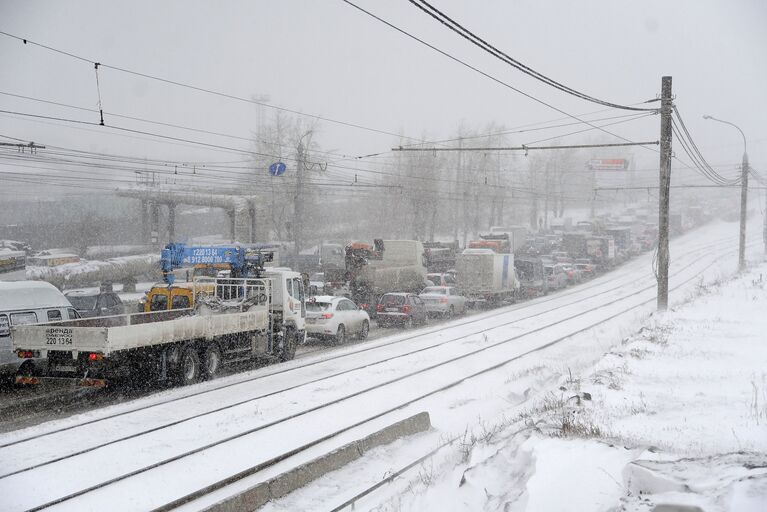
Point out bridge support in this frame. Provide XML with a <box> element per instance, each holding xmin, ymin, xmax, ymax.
<box><xmin>167</xmin><ymin>202</ymin><xmax>176</xmax><ymax>243</ymax></box>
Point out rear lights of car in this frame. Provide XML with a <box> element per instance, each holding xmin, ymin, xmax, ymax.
<box><xmin>320</xmin><ymin>313</ymin><xmax>333</xmax><ymax>319</ymax></box>
<box><xmin>401</xmin><ymin>305</ymin><xmax>411</xmax><ymax>313</ymax></box>
<box><xmin>88</xmin><ymin>352</ymin><xmax>104</xmax><ymax>361</ymax></box>
<box><xmin>16</xmin><ymin>350</ymin><xmax>39</xmax><ymax>359</ymax></box>
<box><xmin>439</xmin><ymin>298</ymin><xmax>449</xmax><ymax>304</ymax></box>
<box><xmin>376</xmin><ymin>303</ymin><xmax>384</xmax><ymax>312</ymax></box>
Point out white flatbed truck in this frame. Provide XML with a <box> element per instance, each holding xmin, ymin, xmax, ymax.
<box><xmin>12</xmin><ymin>273</ymin><xmax>306</xmax><ymax>387</ymax></box>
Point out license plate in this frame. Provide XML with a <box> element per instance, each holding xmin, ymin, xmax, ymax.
<box><xmin>52</xmin><ymin>365</ymin><xmax>77</xmax><ymax>373</ymax></box>
<box><xmin>45</xmin><ymin>328</ymin><xmax>74</xmax><ymax>346</ymax></box>
<box><xmin>306</xmin><ymin>318</ymin><xmax>316</xmax><ymax>323</ymax></box>
<box><xmin>386</xmin><ymin>308</ymin><xmax>399</xmax><ymax>312</ymax></box>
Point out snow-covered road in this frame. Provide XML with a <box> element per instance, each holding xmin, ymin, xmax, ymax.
<box><xmin>0</xmin><ymin>220</ymin><xmax>756</xmax><ymax>512</ymax></box>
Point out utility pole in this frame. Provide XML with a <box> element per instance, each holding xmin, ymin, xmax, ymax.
<box><xmin>453</xmin><ymin>137</ymin><xmax>462</xmax><ymax>243</ymax></box>
<box><xmin>657</xmin><ymin>76</ymin><xmax>673</xmax><ymax>311</ymax></box>
<box><xmin>589</xmin><ymin>154</ymin><xmax>596</xmax><ymax>219</ymax></box>
<box><xmin>294</xmin><ymin>139</ymin><xmax>305</xmax><ymax>257</ymax></box>
<box><xmin>739</xmin><ymin>151</ymin><xmax>749</xmax><ymax>271</ymax></box>
<box><xmin>702</xmin><ymin>115</ymin><xmax>749</xmax><ymax>270</ymax></box>
<box><xmin>544</xmin><ymin>160</ymin><xmax>550</xmax><ymax>230</ymax></box>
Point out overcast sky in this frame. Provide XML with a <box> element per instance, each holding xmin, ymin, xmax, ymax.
<box><xmin>1</xmin><ymin>0</ymin><xmax>766</xmax><ymax>187</ymax></box>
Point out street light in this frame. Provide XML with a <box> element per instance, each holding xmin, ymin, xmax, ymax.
<box><xmin>703</xmin><ymin>115</ymin><xmax>749</xmax><ymax>271</ymax></box>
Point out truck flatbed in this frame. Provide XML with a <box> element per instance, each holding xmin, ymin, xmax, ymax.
<box><xmin>13</xmin><ymin>307</ymin><xmax>269</xmax><ymax>356</ymax></box>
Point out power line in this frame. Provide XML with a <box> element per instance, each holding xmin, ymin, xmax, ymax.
<box><xmin>0</xmin><ymin>30</ymin><xmax>430</xmax><ymax>144</ymax></box>
<box><xmin>0</xmin><ymin>90</ymin><xmax>358</xmax><ymax>161</ymax></box>
<box><xmin>671</xmin><ymin>107</ymin><xmax>740</xmax><ymax>186</ymax></box>
<box><xmin>408</xmin><ymin>0</ymin><xmax>657</xmax><ymax>113</ymax></box>
<box><xmin>341</xmin><ymin>0</ymin><xmax>658</xmax><ymax>153</ymax></box>
<box><xmin>393</xmin><ymin>141</ymin><xmax>659</xmax><ymax>152</ymax></box>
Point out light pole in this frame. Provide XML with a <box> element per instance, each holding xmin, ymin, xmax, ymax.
<box><xmin>703</xmin><ymin>115</ymin><xmax>749</xmax><ymax>271</ymax></box>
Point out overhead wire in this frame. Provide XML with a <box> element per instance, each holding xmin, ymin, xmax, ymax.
<box><xmin>0</xmin><ymin>30</ymin><xmax>432</xmax><ymax>144</ymax></box>
<box><xmin>671</xmin><ymin>107</ymin><xmax>741</xmax><ymax>185</ymax></box>
<box><xmin>0</xmin><ymin>90</ymin><xmax>357</xmax><ymax>161</ymax></box>
<box><xmin>340</xmin><ymin>0</ymin><xmax>659</xmax><ymax>154</ymax></box>
<box><xmin>408</xmin><ymin>0</ymin><xmax>657</xmax><ymax>112</ymax></box>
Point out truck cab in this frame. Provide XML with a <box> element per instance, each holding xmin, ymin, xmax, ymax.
<box><xmin>263</xmin><ymin>268</ymin><xmax>306</xmax><ymax>333</ymax></box>
<box><xmin>141</xmin><ymin>282</ymin><xmax>207</xmax><ymax>312</ymax></box>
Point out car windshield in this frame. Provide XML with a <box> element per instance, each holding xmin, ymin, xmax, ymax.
<box><xmin>67</xmin><ymin>295</ymin><xmax>97</xmax><ymax>310</ymax></box>
<box><xmin>306</xmin><ymin>301</ymin><xmax>332</xmax><ymax>312</ymax></box>
<box><xmin>422</xmin><ymin>287</ymin><xmax>446</xmax><ymax>294</ymax></box>
<box><xmin>515</xmin><ymin>261</ymin><xmax>535</xmax><ymax>279</ymax></box>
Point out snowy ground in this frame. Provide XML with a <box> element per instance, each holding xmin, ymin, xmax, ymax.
<box><xmin>1</xmin><ymin>220</ymin><xmax>763</xmax><ymax>511</ymax></box>
<box><xmin>284</xmin><ymin>261</ymin><xmax>767</xmax><ymax>512</ymax></box>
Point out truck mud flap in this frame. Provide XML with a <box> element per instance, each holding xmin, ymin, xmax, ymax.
<box><xmin>15</xmin><ymin>375</ymin><xmax>107</xmax><ymax>388</ymax></box>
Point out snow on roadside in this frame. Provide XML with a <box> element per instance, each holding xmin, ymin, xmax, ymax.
<box><xmin>25</xmin><ymin>253</ymin><xmax>160</xmax><ymax>288</ymax></box>
<box><xmin>387</xmin><ymin>264</ymin><xmax>767</xmax><ymax>512</ymax></box>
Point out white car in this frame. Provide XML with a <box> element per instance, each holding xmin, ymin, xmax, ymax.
<box><xmin>305</xmin><ymin>295</ymin><xmax>370</xmax><ymax>344</ymax></box>
<box><xmin>418</xmin><ymin>286</ymin><xmax>467</xmax><ymax>318</ymax></box>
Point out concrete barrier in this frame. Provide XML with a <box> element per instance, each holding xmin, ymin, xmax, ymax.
<box><xmin>203</xmin><ymin>412</ymin><xmax>431</xmax><ymax>512</ymax></box>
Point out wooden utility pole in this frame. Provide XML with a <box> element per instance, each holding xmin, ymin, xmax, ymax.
<box><xmin>657</xmin><ymin>76</ymin><xmax>673</xmax><ymax>311</ymax></box>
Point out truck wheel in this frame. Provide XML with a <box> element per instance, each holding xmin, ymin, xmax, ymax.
<box><xmin>279</xmin><ymin>329</ymin><xmax>298</xmax><ymax>362</ymax></box>
<box><xmin>359</xmin><ymin>320</ymin><xmax>369</xmax><ymax>340</ymax></box>
<box><xmin>203</xmin><ymin>344</ymin><xmax>222</xmax><ymax>379</ymax></box>
<box><xmin>178</xmin><ymin>347</ymin><xmax>201</xmax><ymax>385</ymax></box>
<box><xmin>335</xmin><ymin>324</ymin><xmax>346</xmax><ymax>345</ymax></box>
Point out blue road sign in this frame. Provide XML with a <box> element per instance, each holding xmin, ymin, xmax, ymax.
<box><xmin>269</xmin><ymin>162</ymin><xmax>287</xmax><ymax>176</ymax></box>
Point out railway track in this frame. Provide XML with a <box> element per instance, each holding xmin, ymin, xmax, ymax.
<box><xmin>0</xmin><ymin>233</ymin><xmax>731</xmax><ymax>445</ymax></box>
<box><xmin>0</xmin><ymin>230</ymin><xmax>745</xmax><ymax>512</ymax></box>
<box><xmin>0</xmin><ymin>234</ymin><xmax>731</xmax><ymax>451</ymax></box>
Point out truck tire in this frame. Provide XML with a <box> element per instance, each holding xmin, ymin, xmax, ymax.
<box><xmin>279</xmin><ymin>329</ymin><xmax>298</xmax><ymax>362</ymax></box>
<box><xmin>203</xmin><ymin>344</ymin><xmax>222</xmax><ymax>379</ymax></box>
<box><xmin>178</xmin><ymin>346</ymin><xmax>201</xmax><ymax>385</ymax></box>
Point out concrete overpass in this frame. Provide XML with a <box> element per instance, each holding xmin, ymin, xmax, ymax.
<box><xmin>116</xmin><ymin>188</ymin><xmax>259</xmax><ymax>244</ymax></box>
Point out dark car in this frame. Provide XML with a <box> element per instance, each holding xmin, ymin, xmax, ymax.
<box><xmin>375</xmin><ymin>292</ymin><xmax>428</xmax><ymax>328</ymax></box>
<box><xmin>64</xmin><ymin>289</ymin><xmax>124</xmax><ymax>318</ymax></box>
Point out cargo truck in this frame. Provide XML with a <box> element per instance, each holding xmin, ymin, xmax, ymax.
<box><xmin>488</xmin><ymin>226</ymin><xmax>529</xmax><ymax>253</ymax></box>
<box><xmin>563</xmin><ymin>232</ymin><xmax>616</xmax><ymax>268</ymax></box>
<box><xmin>13</xmin><ymin>273</ymin><xmax>306</xmax><ymax>387</ymax></box>
<box><xmin>455</xmin><ymin>248</ymin><xmax>519</xmax><ymax>307</ymax></box>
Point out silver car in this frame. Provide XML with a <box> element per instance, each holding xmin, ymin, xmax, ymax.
<box><xmin>544</xmin><ymin>264</ymin><xmax>569</xmax><ymax>290</ymax></box>
<box><xmin>418</xmin><ymin>286</ymin><xmax>467</xmax><ymax>318</ymax></box>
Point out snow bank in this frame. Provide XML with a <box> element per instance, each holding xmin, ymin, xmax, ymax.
<box><xmin>348</xmin><ymin>264</ymin><xmax>767</xmax><ymax>512</ymax></box>
<box><xmin>25</xmin><ymin>254</ymin><xmax>161</xmax><ymax>289</ymax></box>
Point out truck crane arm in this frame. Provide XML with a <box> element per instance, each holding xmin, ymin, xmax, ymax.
<box><xmin>160</xmin><ymin>243</ymin><xmax>272</xmax><ymax>284</ymax></box>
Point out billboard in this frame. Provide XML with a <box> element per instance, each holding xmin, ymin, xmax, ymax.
<box><xmin>586</xmin><ymin>158</ymin><xmax>630</xmax><ymax>170</ymax></box>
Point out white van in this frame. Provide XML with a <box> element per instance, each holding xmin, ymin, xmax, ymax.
<box><xmin>0</xmin><ymin>281</ymin><xmax>79</xmax><ymax>378</ymax></box>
